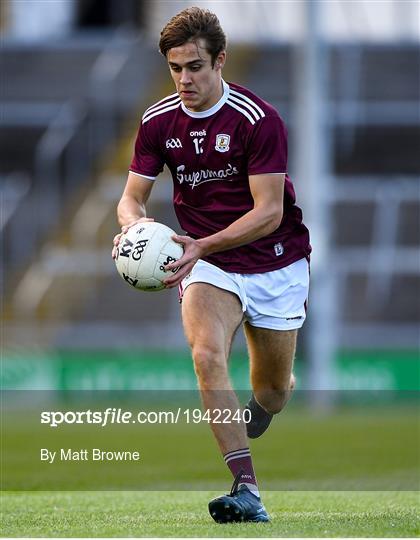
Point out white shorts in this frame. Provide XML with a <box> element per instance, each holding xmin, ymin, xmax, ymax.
<box><xmin>180</xmin><ymin>258</ymin><xmax>309</xmax><ymax>331</ymax></box>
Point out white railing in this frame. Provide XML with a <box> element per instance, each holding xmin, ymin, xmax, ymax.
<box><xmin>0</xmin><ymin>172</ymin><xmax>30</xmax><ymax>231</ymax></box>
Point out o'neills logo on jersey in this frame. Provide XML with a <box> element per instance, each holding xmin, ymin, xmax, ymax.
<box><xmin>176</xmin><ymin>164</ymin><xmax>238</xmax><ymax>189</ymax></box>
<box><xmin>190</xmin><ymin>130</ymin><xmax>206</xmax><ymax>137</ymax></box>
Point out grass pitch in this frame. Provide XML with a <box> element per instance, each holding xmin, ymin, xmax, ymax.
<box><xmin>2</xmin><ymin>400</ymin><xmax>419</xmax><ymax>536</ymax></box>
<box><xmin>2</xmin><ymin>490</ymin><xmax>419</xmax><ymax>537</ymax></box>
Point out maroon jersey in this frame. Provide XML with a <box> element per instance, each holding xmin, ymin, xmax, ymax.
<box><xmin>130</xmin><ymin>80</ymin><xmax>311</xmax><ymax>273</ymax></box>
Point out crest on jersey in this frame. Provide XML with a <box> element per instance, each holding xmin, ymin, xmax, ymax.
<box><xmin>215</xmin><ymin>134</ymin><xmax>230</xmax><ymax>153</ymax></box>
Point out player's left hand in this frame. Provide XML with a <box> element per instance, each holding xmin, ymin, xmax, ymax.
<box><xmin>163</xmin><ymin>235</ymin><xmax>203</xmax><ymax>288</ymax></box>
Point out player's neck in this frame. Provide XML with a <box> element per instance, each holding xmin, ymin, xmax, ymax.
<box><xmin>205</xmin><ymin>79</ymin><xmax>224</xmax><ymax>110</ymax></box>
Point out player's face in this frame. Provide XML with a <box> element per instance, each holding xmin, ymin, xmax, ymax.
<box><xmin>167</xmin><ymin>39</ymin><xmax>225</xmax><ymax>112</ymax></box>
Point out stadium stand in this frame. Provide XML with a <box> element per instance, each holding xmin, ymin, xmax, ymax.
<box><xmin>1</xmin><ymin>28</ymin><xmax>159</xmax><ymax>292</ymax></box>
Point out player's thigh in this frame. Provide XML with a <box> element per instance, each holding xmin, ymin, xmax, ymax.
<box><xmin>244</xmin><ymin>322</ymin><xmax>297</xmax><ymax>390</ymax></box>
<box><xmin>182</xmin><ymin>282</ymin><xmax>244</xmax><ymax>357</ymax></box>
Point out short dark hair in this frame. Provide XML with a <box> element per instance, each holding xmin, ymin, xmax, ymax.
<box><xmin>159</xmin><ymin>7</ymin><xmax>226</xmax><ymax>67</ymax></box>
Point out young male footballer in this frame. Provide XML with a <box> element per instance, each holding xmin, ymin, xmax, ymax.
<box><xmin>113</xmin><ymin>6</ymin><xmax>311</xmax><ymax>523</ymax></box>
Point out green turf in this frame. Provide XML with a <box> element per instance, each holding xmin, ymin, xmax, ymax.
<box><xmin>3</xmin><ymin>405</ymin><xmax>419</xmax><ymax>491</ymax></box>
<box><xmin>1</xmin><ymin>490</ymin><xmax>419</xmax><ymax>537</ymax></box>
<box><xmin>2</xmin><ymin>402</ymin><xmax>419</xmax><ymax>536</ymax></box>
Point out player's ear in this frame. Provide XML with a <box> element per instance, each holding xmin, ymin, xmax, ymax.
<box><xmin>215</xmin><ymin>51</ymin><xmax>226</xmax><ymax>70</ymax></box>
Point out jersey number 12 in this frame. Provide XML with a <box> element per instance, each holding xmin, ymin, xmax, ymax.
<box><xmin>193</xmin><ymin>137</ymin><xmax>204</xmax><ymax>154</ymax></box>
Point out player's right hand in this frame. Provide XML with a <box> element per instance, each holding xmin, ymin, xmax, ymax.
<box><xmin>111</xmin><ymin>217</ymin><xmax>154</xmax><ymax>259</ymax></box>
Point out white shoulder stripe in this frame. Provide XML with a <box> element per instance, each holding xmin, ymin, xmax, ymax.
<box><xmin>142</xmin><ymin>102</ymin><xmax>181</xmax><ymax>124</ymax></box>
<box><xmin>226</xmin><ymin>99</ymin><xmax>256</xmax><ymax>124</ymax></box>
<box><xmin>143</xmin><ymin>96</ymin><xmax>181</xmax><ymax>119</ymax></box>
<box><xmin>144</xmin><ymin>92</ymin><xmax>179</xmax><ymax>114</ymax></box>
<box><xmin>228</xmin><ymin>94</ymin><xmax>261</xmax><ymax>122</ymax></box>
<box><xmin>229</xmin><ymin>88</ymin><xmax>265</xmax><ymax>118</ymax></box>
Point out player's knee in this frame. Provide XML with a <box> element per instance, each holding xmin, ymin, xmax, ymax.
<box><xmin>192</xmin><ymin>346</ymin><xmax>227</xmax><ymax>384</ymax></box>
<box><xmin>254</xmin><ymin>378</ymin><xmax>295</xmax><ymax>415</ymax></box>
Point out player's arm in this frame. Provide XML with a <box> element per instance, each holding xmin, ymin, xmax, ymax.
<box><xmin>164</xmin><ymin>173</ymin><xmax>284</xmax><ymax>286</ymax></box>
<box><xmin>197</xmin><ymin>173</ymin><xmax>284</xmax><ymax>253</ymax></box>
<box><xmin>112</xmin><ymin>172</ymin><xmax>155</xmax><ymax>258</ymax></box>
<box><xmin>117</xmin><ymin>172</ymin><xmax>155</xmax><ymax>226</ymax></box>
